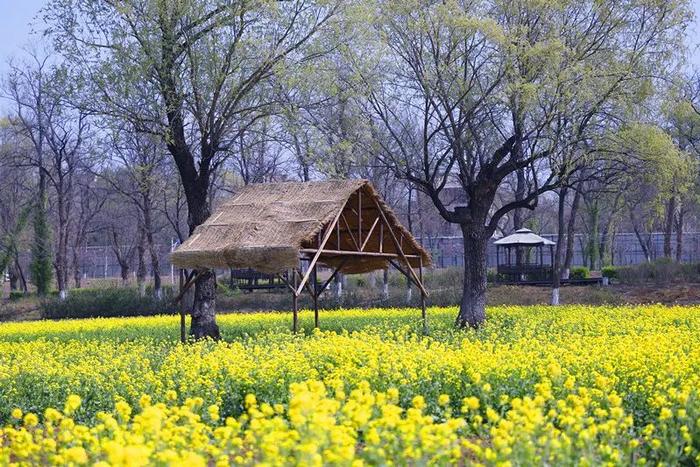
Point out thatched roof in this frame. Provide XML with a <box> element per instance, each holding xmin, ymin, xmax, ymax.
<box><xmin>170</xmin><ymin>180</ymin><xmax>431</xmax><ymax>274</ymax></box>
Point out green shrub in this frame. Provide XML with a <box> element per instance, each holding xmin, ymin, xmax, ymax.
<box><xmin>216</xmin><ymin>281</ymin><xmax>239</xmax><ymax>297</ymax></box>
<box><xmin>569</xmin><ymin>267</ymin><xmax>590</xmax><ymax>280</ymax></box>
<box><xmin>487</xmin><ymin>268</ymin><xmax>498</xmax><ymax>283</ymax></box>
<box><xmin>602</xmin><ymin>266</ymin><xmax>618</xmax><ymax>279</ymax></box>
<box><xmin>610</xmin><ymin>260</ymin><xmax>700</xmax><ymax>284</ymax></box>
<box><xmin>8</xmin><ymin>291</ymin><xmax>26</xmax><ymax>301</ymax></box>
<box><xmin>41</xmin><ymin>287</ymin><xmax>177</xmax><ymax>320</ymax></box>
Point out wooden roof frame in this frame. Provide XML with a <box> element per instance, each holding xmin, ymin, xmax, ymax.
<box><xmin>175</xmin><ymin>183</ymin><xmax>430</xmax><ymax>339</ymax></box>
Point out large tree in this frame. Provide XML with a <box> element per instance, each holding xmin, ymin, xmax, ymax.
<box><xmin>46</xmin><ymin>0</ymin><xmax>344</xmax><ymax>338</ymax></box>
<box><xmin>358</xmin><ymin>0</ymin><xmax>689</xmax><ymax>327</ymax></box>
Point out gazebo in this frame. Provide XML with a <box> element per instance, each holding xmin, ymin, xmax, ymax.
<box><xmin>493</xmin><ymin>228</ymin><xmax>555</xmax><ymax>284</ymax></box>
<box><xmin>171</xmin><ymin>180</ymin><xmax>432</xmax><ymax>337</ymax></box>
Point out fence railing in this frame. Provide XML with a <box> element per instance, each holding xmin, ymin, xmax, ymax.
<box><xmin>11</xmin><ymin>232</ymin><xmax>700</xmax><ymax>283</ymax></box>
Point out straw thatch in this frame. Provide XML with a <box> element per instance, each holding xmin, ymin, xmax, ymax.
<box><xmin>170</xmin><ymin>180</ymin><xmax>431</xmax><ymax>274</ymax></box>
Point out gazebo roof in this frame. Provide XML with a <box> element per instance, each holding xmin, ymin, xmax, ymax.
<box><xmin>170</xmin><ymin>179</ymin><xmax>431</xmax><ymax>274</ymax></box>
<box><xmin>493</xmin><ymin>228</ymin><xmax>555</xmax><ymax>246</ymax></box>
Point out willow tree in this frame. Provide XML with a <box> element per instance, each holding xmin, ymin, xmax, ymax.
<box><xmin>358</xmin><ymin>0</ymin><xmax>689</xmax><ymax>327</ymax></box>
<box><xmin>45</xmin><ymin>0</ymin><xmax>344</xmax><ymax>338</ymax></box>
<box><xmin>613</xmin><ymin>124</ymin><xmax>695</xmax><ymax>260</ymax></box>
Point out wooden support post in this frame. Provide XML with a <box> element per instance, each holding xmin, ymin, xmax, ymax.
<box><xmin>379</xmin><ymin>222</ymin><xmax>384</xmax><ymax>253</ymax></box>
<box><xmin>337</xmin><ymin>216</ymin><xmax>340</xmax><ymax>250</ymax></box>
<box><xmin>173</xmin><ymin>268</ymin><xmax>205</xmax><ymax>344</ymax></box>
<box><xmin>358</xmin><ymin>189</ymin><xmax>362</xmax><ymax>247</ymax></box>
<box><xmin>179</xmin><ymin>269</ymin><xmax>186</xmax><ymax>343</ymax></box>
<box><xmin>361</xmin><ymin>217</ymin><xmax>380</xmax><ymax>251</ymax></box>
<box><xmin>312</xmin><ymin>265</ymin><xmax>319</xmax><ymax>328</ymax></box>
<box><xmin>419</xmin><ymin>257</ymin><xmax>428</xmax><ymax>335</ymax></box>
<box><xmin>292</xmin><ymin>268</ymin><xmax>299</xmax><ymax>333</ymax></box>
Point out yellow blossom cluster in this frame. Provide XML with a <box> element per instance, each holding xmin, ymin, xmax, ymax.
<box><xmin>0</xmin><ymin>305</ymin><xmax>698</xmax><ymax>464</ymax></box>
<box><xmin>0</xmin><ymin>382</ymin><xmax>465</xmax><ymax>466</ymax></box>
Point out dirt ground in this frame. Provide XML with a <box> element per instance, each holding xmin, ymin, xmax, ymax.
<box><xmin>485</xmin><ymin>283</ymin><xmax>700</xmax><ymax>307</ymax></box>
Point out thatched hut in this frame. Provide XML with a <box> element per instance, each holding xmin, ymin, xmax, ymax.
<box><xmin>171</xmin><ymin>180</ymin><xmax>431</xmax><ymax>334</ymax></box>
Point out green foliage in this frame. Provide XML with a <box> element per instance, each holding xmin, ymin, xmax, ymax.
<box><xmin>29</xmin><ymin>200</ymin><xmax>52</xmax><ymax>296</ymax></box>
<box><xmin>0</xmin><ymin>205</ymin><xmax>31</xmax><ymax>282</ymax></box>
<box><xmin>569</xmin><ymin>266</ymin><xmax>590</xmax><ymax>280</ymax></box>
<box><xmin>601</xmin><ymin>266</ymin><xmax>619</xmax><ymax>280</ymax></box>
<box><xmin>215</xmin><ymin>281</ymin><xmax>239</xmax><ymax>298</ymax></box>
<box><xmin>41</xmin><ymin>287</ymin><xmax>177</xmax><ymax>320</ymax></box>
<box><xmin>613</xmin><ymin>123</ymin><xmax>697</xmax><ymax>226</ymax></box>
<box><xmin>8</xmin><ymin>291</ymin><xmax>25</xmax><ymax>301</ymax></box>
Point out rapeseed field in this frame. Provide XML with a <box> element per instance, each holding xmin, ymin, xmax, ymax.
<box><xmin>0</xmin><ymin>305</ymin><xmax>698</xmax><ymax>465</ymax></box>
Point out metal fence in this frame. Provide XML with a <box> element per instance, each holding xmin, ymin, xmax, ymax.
<box><xmin>11</xmin><ymin>232</ymin><xmax>700</xmax><ymax>283</ymax></box>
<box><xmin>423</xmin><ymin>232</ymin><xmax>700</xmax><ymax>269</ymax></box>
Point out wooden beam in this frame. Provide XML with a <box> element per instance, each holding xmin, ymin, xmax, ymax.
<box><xmin>388</xmin><ymin>259</ymin><xmax>417</xmax><ymax>288</ymax></box>
<box><xmin>379</xmin><ymin>222</ymin><xmax>384</xmax><ymax>253</ymax></box>
<box><xmin>312</xmin><ymin>265</ymin><xmax>319</xmax><ymax>328</ymax></box>
<box><xmin>300</xmin><ymin>248</ymin><xmax>422</xmax><ymax>259</ymax></box>
<box><xmin>372</xmin><ymin>198</ymin><xmax>428</xmax><ymax>297</ymax></box>
<box><xmin>361</xmin><ymin>217</ymin><xmax>380</xmax><ymax>251</ymax></box>
<box><xmin>358</xmin><ymin>189</ymin><xmax>362</xmax><ymax>247</ymax></box>
<box><xmin>291</xmin><ymin>269</ymin><xmax>298</xmax><ymax>333</ymax></box>
<box><xmin>299</xmin><ymin>267</ymin><xmax>315</xmax><ymax>296</ymax></box>
<box><xmin>179</xmin><ymin>269</ymin><xmax>186</xmax><ymax>343</ymax></box>
<box><xmin>419</xmin><ymin>256</ymin><xmax>428</xmax><ymax>335</ymax></box>
<box><xmin>316</xmin><ymin>259</ymin><xmax>348</xmax><ymax>295</ymax></box>
<box><xmin>276</xmin><ymin>272</ymin><xmax>295</xmax><ymax>293</ymax></box>
<box><xmin>295</xmin><ymin>201</ymin><xmax>347</xmax><ymax>296</ymax></box>
<box><xmin>340</xmin><ymin>213</ymin><xmax>360</xmax><ymax>251</ymax></box>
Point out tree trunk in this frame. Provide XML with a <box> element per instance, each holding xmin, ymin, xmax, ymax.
<box><xmin>72</xmin><ymin>247</ymin><xmax>82</xmax><ymax>289</ymax></box>
<box><xmin>563</xmin><ymin>185</ymin><xmax>582</xmax><ymax>275</ymax></box>
<box><xmin>8</xmin><ymin>261</ymin><xmax>19</xmax><ymax>291</ymax></box>
<box><xmin>143</xmin><ymin>200</ymin><xmax>162</xmax><ymax>298</ymax></box>
<box><xmin>15</xmin><ymin>256</ymin><xmax>28</xmax><ymax>294</ymax></box>
<box><xmin>631</xmin><ymin>213</ymin><xmax>652</xmax><ymax>262</ymax></box>
<box><xmin>587</xmin><ymin>201</ymin><xmax>600</xmax><ymax>270</ymax></box>
<box><xmin>406</xmin><ymin>185</ymin><xmax>414</xmax><ymax>234</ymax></box>
<box><xmin>136</xmin><ymin>226</ymin><xmax>147</xmax><ymax>297</ymax></box>
<box><xmin>187</xmin><ymin>197</ymin><xmax>220</xmax><ymax>339</ymax></box>
<box><xmin>31</xmin><ymin>171</ymin><xmax>52</xmax><ymax>296</ymax></box>
<box><xmin>190</xmin><ymin>269</ymin><xmax>220</xmax><ymax>339</ymax></box>
<box><xmin>456</xmin><ymin>225</ymin><xmax>488</xmax><ymax>328</ymax></box>
<box><xmin>55</xmin><ymin>249</ymin><xmax>68</xmax><ymax>300</ymax></box>
<box><xmin>120</xmin><ymin>262</ymin><xmax>130</xmax><ymax>287</ymax></box>
<box><xmin>551</xmin><ymin>187</ymin><xmax>568</xmax><ymax>305</ymax></box>
<box><xmin>599</xmin><ymin>195</ymin><xmax>619</xmax><ymax>268</ymax></box>
<box><xmin>663</xmin><ymin>196</ymin><xmax>676</xmax><ymax>259</ymax></box>
<box><xmin>513</xmin><ymin>168</ymin><xmax>526</xmax><ymax>230</ymax></box>
<box><xmin>675</xmin><ymin>207</ymin><xmax>684</xmax><ymax>263</ymax></box>
<box><xmin>55</xmin><ymin>184</ymin><xmax>71</xmax><ymax>300</ymax></box>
